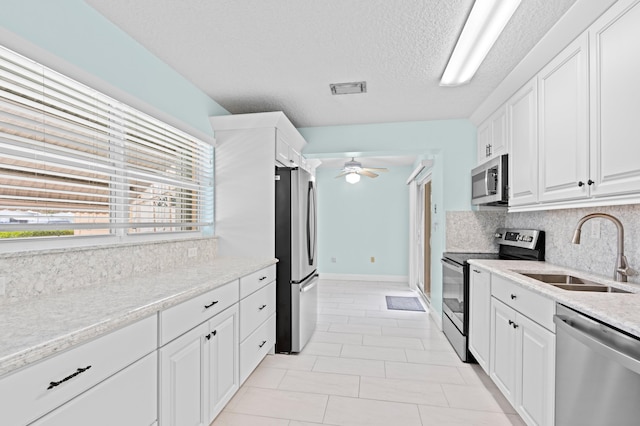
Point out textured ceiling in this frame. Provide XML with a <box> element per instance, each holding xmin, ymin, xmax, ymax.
<box><xmin>86</xmin><ymin>0</ymin><xmax>577</xmax><ymax>128</ymax></box>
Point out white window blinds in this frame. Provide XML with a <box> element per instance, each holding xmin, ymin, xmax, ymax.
<box><xmin>0</xmin><ymin>46</ymin><xmax>213</xmax><ymax>237</ymax></box>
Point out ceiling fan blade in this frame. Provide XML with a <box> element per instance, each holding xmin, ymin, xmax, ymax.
<box><xmin>362</xmin><ymin>167</ymin><xmax>388</xmax><ymax>172</ymax></box>
<box><xmin>359</xmin><ymin>170</ymin><xmax>378</xmax><ymax>178</ymax></box>
<box><xmin>335</xmin><ymin>171</ymin><xmax>350</xmax><ymax>178</ymax></box>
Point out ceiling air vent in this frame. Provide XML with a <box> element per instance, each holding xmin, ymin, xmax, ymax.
<box><xmin>330</xmin><ymin>81</ymin><xmax>367</xmax><ymax>95</ymax></box>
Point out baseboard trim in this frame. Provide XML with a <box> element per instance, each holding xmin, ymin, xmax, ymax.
<box><xmin>319</xmin><ymin>273</ymin><xmax>408</xmax><ymax>283</ymax></box>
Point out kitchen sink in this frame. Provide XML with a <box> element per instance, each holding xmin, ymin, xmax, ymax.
<box><xmin>518</xmin><ymin>272</ymin><xmax>632</xmax><ymax>293</ymax></box>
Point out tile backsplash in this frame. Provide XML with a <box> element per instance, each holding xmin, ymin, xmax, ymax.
<box><xmin>447</xmin><ymin>204</ymin><xmax>640</xmax><ymax>284</ymax></box>
<box><xmin>0</xmin><ymin>237</ymin><xmax>218</xmax><ymax>304</ymax></box>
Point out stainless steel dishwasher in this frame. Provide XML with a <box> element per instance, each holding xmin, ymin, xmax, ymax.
<box><xmin>554</xmin><ymin>304</ymin><xmax>640</xmax><ymax>426</ymax></box>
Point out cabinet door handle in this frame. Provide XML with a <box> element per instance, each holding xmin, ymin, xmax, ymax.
<box><xmin>259</xmin><ymin>276</ymin><xmax>267</xmax><ymax>281</ymax></box>
<box><xmin>588</xmin><ymin>179</ymin><xmax>594</xmax><ymax>186</ymax></box>
<box><xmin>578</xmin><ymin>181</ymin><xmax>585</xmax><ymax>187</ymax></box>
<box><xmin>258</xmin><ymin>340</ymin><xmax>267</xmax><ymax>348</ymax></box>
<box><xmin>510</xmin><ymin>294</ymin><xmax>517</xmax><ymax>300</ymax></box>
<box><xmin>205</xmin><ymin>333</ymin><xmax>212</xmax><ymax>341</ymax></box>
<box><xmin>204</xmin><ymin>300</ymin><xmax>219</xmax><ymax>309</ymax></box>
<box><xmin>47</xmin><ymin>365</ymin><xmax>92</xmax><ymax>390</ymax></box>
<box><xmin>259</xmin><ymin>304</ymin><xmax>267</xmax><ymax>310</ymax></box>
<box><xmin>473</xmin><ymin>269</ymin><xmax>480</xmax><ymax>273</ymax></box>
<box><xmin>508</xmin><ymin>320</ymin><xmax>514</xmax><ymax>326</ymax></box>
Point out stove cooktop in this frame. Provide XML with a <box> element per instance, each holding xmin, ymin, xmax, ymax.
<box><xmin>442</xmin><ymin>252</ymin><xmax>500</xmax><ymax>266</ymax></box>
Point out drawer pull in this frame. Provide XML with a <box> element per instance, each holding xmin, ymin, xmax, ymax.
<box><xmin>47</xmin><ymin>365</ymin><xmax>92</xmax><ymax>390</ymax></box>
<box><xmin>259</xmin><ymin>304</ymin><xmax>267</xmax><ymax>310</ymax></box>
<box><xmin>473</xmin><ymin>269</ymin><xmax>480</xmax><ymax>273</ymax></box>
<box><xmin>259</xmin><ymin>276</ymin><xmax>267</xmax><ymax>281</ymax></box>
<box><xmin>258</xmin><ymin>340</ymin><xmax>267</xmax><ymax>348</ymax></box>
<box><xmin>204</xmin><ymin>300</ymin><xmax>219</xmax><ymax>309</ymax></box>
<box><xmin>510</xmin><ymin>294</ymin><xmax>517</xmax><ymax>300</ymax></box>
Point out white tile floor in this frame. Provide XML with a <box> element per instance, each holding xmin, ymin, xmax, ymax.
<box><xmin>213</xmin><ymin>279</ymin><xmax>526</xmax><ymax>426</ymax></box>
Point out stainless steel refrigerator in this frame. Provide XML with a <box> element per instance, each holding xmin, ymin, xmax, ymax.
<box><xmin>275</xmin><ymin>167</ymin><xmax>318</xmax><ymax>353</ymax></box>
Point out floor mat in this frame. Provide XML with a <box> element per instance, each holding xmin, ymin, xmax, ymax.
<box><xmin>385</xmin><ymin>296</ymin><xmax>425</xmax><ymax>312</ymax></box>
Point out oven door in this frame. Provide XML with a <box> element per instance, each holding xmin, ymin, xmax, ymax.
<box><xmin>441</xmin><ymin>258</ymin><xmax>466</xmax><ymax>334</ymax></box>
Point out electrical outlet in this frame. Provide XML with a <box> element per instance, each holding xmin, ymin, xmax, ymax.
<box><xmin>331</xmin><ymin>257</ymin><xmax>337</xmax><ymax>263</ymax></box>
<box><xmin>370</xmin><ymin>256</ymin><xmax>375</xmax><ymax>263</ymax></box>
<box><xmin>591</xmin><ymin>221</ymin><xmax>601</xmax><ymax>239</ymax></box>
<box><xmin>188</xmin><ymin>247</ymin><xmax>198</xmax><ymax>258</ymax></box>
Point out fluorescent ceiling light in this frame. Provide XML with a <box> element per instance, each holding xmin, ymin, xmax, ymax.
<box><xmin>330</xmin><ymin>81</ymin><xmax>367</xmax><ymax>95</ymax></box>
<box><xmin>440</xmin><ymin>0</ymin><xmax>522</xmax><ymax>86</ymax></box>
<box><xmin>345</xmin><ymin>172</ymin><xmax>361</xmax><ymax>184</ymax></box>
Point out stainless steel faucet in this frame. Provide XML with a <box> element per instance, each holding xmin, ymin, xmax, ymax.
<box><xmin>572</xmin><ymin>213</ymin><xmax>633</xmax><ymax>282</ymax></box>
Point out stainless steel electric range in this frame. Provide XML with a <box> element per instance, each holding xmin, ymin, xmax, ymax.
<box><xmin>441</xmin><ymin>228</ymin><xmax>545</xmax><ymax>362</ymax></box>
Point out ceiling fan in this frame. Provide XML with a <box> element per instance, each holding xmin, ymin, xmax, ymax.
<box><xmin>335</xmin><ymin>158</ymin><xmax>388</xmax><ymax>183</ymax></box>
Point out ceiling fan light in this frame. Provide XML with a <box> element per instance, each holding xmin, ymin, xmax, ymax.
<box><xmin>345</xmin><ymin>172</ymin><xmax>361</xmax><ymax>184</ymax></box>
<box><xmin>440</xmin><ymin>0</ymin><xmax>522</xmax><ymax>86</ymax></box>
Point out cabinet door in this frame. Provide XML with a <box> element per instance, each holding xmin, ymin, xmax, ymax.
<box><xmin>538</xmin><ymin>34</ymin><xmax>590</xmax><ymax>203</ymax></box>
<box><xmin>490</xmin><ymin>298</ymin><xmax>516</xmax><ymax>404</ymax></box>
<box><xmin>490</xmin><ymin>105</ymin><xmax>507</xmax><ymax>158</ymax></box>
<box><xmin>206</xmin><ymin>305</ymin><xmax>239</xmax><ymax>423</ymax></box>
<box><xmin>160</xmin><ymin>322</ymin><xmax>208</xmax><ymax>426</ymax></box>
<box><xmin>477</xmin><ymin>120</ymin><xmax>492</xmax><ymax>163</ymax></box>
<box><xmin>468</xmin><ymin>267</ymin><xmax>491</xmax><ymax>373</ymax></box>
<box><xmin>508</xmin><ymin>79</ymin><xmax>539</xmax><ymax>206</ymax></box>
<box><xmin>275</xmin><ymin>132</ymin><xmax>290</xmax><ymax>165</ymax></box>
<box><xmin>515</xmin><ymin>313</ymin><xmax>555</xmax><ymax>426</ymax></box>
<box><xmin>589</xmin><ymin>0</ymin><xmax>640</xmax><ymax>198</ymax></box>
<box><xmin>32</xmin><ymin>353</ymin><xmax>157</xmax><ymax>426</ymax></box>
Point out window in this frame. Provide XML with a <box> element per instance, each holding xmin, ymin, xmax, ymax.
<box><xmin>0</xmin><ymin>46</ymin><xmax>213</xmax><ymax>241</ymax></box>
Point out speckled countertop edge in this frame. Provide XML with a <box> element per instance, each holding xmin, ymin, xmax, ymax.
<box><xmin>469</xmin><ymin>259</ymin><xmax>640</xmax><ymax>337</ymax></box>
<box><xmin>0</xmin><ymin>257</ymin><xmax>277</xmax><ymax>377</ymax></box>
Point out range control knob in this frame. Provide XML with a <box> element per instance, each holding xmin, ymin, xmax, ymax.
<box><xmin>495</xmin><ymin>233</ymin><xmax>503</xmax><ymax>238</ymax></box>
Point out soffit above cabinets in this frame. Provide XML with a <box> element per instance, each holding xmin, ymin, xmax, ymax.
<box><xmin>86</xmin><ymin>0</ymin><xmax>577</xmax><ymax>128</ymax></box>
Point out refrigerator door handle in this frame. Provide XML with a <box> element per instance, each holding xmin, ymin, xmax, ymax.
<box><xmin>300</xmin><ymin>276</ymin><xmax>318</xmax><ymax>293</ymax></box>
<box><xmin>307</xmin><ymin>181</ymin><xmax>317</xmax><ymax>266</ymax></box>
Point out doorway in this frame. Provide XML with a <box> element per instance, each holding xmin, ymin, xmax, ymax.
<box><xmin>422</xmin><ymin>181</ymin><xmax>432</xmax><ymax>300</ymax></box>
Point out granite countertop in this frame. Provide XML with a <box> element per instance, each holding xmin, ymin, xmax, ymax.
<box><xmin>469</xmin><ymin>259</ymin><xmax>640</xmax><ymax>337</ymax></box>
<box><xmin>0</xmin><ymin>257</ymin><xmax>277</xmax><ymax>377</ymax></box>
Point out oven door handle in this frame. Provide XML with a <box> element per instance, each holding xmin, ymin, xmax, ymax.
<box><xmin>441</xmin><ymin>258</ymin><xmax>464</xmax><ymax>274</ymax></box>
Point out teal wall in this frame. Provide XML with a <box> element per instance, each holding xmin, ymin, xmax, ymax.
<box><xmin>316</xmin><ymin>166</ymin><xmax>412</xmax><ymax>277</ymax></box>
<box><xmin>300</xmin><ymin>120</ymin><xmax>476</xmax><ymax>316</ymax></box>
<box><xmin>0</xmin><ymin>0</ymin><xmax>227</xmax><ymax>137</ymax></box>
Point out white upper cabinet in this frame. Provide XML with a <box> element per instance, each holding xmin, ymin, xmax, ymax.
<box><xmin>538</xmin><ymin>34</ymin><xmax>590</xmax><ymax>203</ymax></box>
<box><xmin>477</xmin><ymin>105</ymin><xmax>507</xmax><ymax>164</ymax></box>
<box><xmin>589</xmin><ymin>0</ymin><xmax>640</xmax><ymax>198</ymax></box>
<box><xmin>508</xmin><ymin>79</ymin><xmax>538</xmax><ymax>207</ymax></box>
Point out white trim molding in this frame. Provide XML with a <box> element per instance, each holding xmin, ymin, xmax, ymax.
<box><xmin>319</xmin><ymin>273</ymin><xmax>408</xmax><ymax>284</ymax></box>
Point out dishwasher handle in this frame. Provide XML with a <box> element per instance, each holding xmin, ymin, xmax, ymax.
<box><xmin>554</xmin><ymin>313</ymin><xmax>640</xmax><ymax>375</ymax></box>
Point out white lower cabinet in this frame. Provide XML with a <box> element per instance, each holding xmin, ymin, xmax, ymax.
<box><xmin>468</xmin><ymin>266</ymin><xmax>491</xmax><ymax>373</ymax></box>
<box><xmin>31</xmin><ymin>352</ymin><xmax>157</xmax><ymax>426</ymax></box>
<box><xmin>159</xmin><ymin>304</ymin><xmax>239</xmax><ymax>426</ymax></box>
<box><xmin>489</xmin><ymin>287</ymin><xmax>555</xmax><ymax>426</ymax></box>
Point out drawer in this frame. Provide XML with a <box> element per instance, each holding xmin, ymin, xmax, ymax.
<box><xmin>492</xmin><ymin>275</ymin><xmax>555</xmax><ymax>331</ymax></box>
<box><xmin>240</xmin><ymin>281</ymin><xmax>276</xmax><ymax>340</ymax></box>
<box><xmin>240</xmin><ymin>265</ymin><xmax>276</xmax><ymax>299</ymax></box>
<box><xmin>31</xmin><ymin>352</ymin><xmax>157</xmax><ymax>426</ymax></box>
<box><xmin>240</xmin><ymin>313</ymin><xmax>275</xmax><ymax>384</ymax></box>
<box><xmin>160</xmin><ymin>280</ymin><xmax>239</xmax><ymax>345</ymax></box>
<box><xmin>0</xmin><ymin>315</ymin><xmax>157</xmax><ymax>426</ymax></box>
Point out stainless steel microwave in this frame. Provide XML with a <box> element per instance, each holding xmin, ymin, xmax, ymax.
<box><xmin>471</xmin><ymin>154</ymin><xmax>508</xmax><ymax>206</ymax></box>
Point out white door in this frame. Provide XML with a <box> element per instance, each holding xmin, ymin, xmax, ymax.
<box><xmin>589</xmin><ymin>0</ymin><xmax>640</xmax><ymax>198</ymax></box>
<box><xmin>508</xmin><ymin>78</ymin><xmax>539</xmax><ymax>207</ymax></box>
<box><xmin>515</xmin><ymin>313</ymin><xmax>556</xmax><ymax>426</ymax></box>
<box><xmin>206</xmin><ymin>305</ymin><xmax>239</xmax><ymax>423</ymax></box>
<box><xmin>490</xmin><ymin>298</ymin><xmax>517</xmax><ymax>404</ymax></box>
<box><xmin>538</xmin><ymin>34</ymin><xmax>590</xmax><ymax>203</ymax></box>
<box><xmin>160</xmin><ymin>322</ymin><xmax>208</xmax><ymax>426</ymax></box>
<box><xmin>468</xmin><ymin>267</ymin><xmax>491</xmax><ymax>373</ymax></box>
